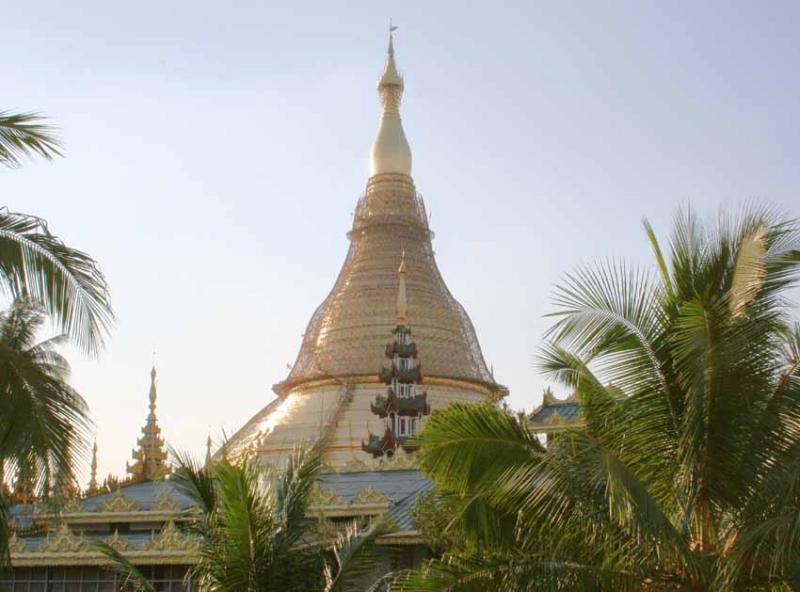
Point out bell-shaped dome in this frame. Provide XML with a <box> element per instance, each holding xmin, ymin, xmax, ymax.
<box><xmin>277</xmin><ymin>172</ymin><xmax>495</xmax><ymax>394</ymax></box>
<box><xmin>225</xmin><ymin>34</ymin><xmax>503</xmax><ymax>468</ymax></box>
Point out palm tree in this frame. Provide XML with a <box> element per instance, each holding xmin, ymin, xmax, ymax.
<box><xmin>99</xmin><ymin>447</ymin><xmax>389</xmax><ymax>591</ymax></box>
<box><xmin>0</xmin><ymin>299</ymin><xmax>90</xmax><ymax>563</ymax></box>
<box><xmin>1</xmin><ymin>109</ymin><xmax>113</xmax><ymax>354</ymax></box>
<box><xmin>394</xmin><ymin>206</ymin><xmax>800</xmax><ymax>591</ymax></box>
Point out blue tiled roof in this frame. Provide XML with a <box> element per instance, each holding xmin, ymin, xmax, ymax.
<box><xmin>15</xmin><ymin>532</ymin><xmax>158</xmax><ymax>553</ymax></box>
<box><xmin>528</xmin><ymin>401</ymin><xmax>582</xmax><ymax>426</ymax></box>
<box><xmin>10</xmin><ymin>470</ymin><xmax>435</xmax><ymax>551</ymax></box>
<box><xmin>80</xmin><ymin>480</ymin><xmax>195</xmax><ymax>512</ymax></box>
<box><xmin>319</xmin><ymin>470</ymin><xmax>433</xmax><ymax>532</ymax></box>
<box><xmin>319</xmin><ymin>470</ymin><xmax>431</xmax><ymax>505</ymax></box>
<box><xmin>9</xmin><ymin>479</ymin><xmax>196</xmax><ymax>522</ymax></box>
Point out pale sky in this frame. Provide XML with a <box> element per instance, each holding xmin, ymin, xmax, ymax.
<box><xmin>5</xmin><ymin>1</ymin><xmax>800</xmax><ymax>484</ymax></box>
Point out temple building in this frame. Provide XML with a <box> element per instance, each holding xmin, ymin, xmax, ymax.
<box><xmin>2</xmin><ymin>32</ymin><xmax>506</xmax><ymax>589</ymax></box>
<box><xmin>3</xmin><ymin>367</ymin><xmax>196</xmax><ymax>591</ymax></box>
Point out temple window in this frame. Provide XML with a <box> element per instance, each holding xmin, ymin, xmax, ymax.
<box><xmin>399</xmin><ymin>417</ymin><xmax>409</xmax><ymax>436</ymax></box>
<box><xmin>397</xmin><ymin>383</ymin><xmax>413</xmax><ymax>398</ymax></box>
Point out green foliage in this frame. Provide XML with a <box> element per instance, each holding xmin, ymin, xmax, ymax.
<box><xmin>410</xmin><ymin>490</ymin><xmax>461</xmax><ymax>556</ymax></box>
<box><xmin>0</xmin><ymin>209</ymin><xmax>114</xmax><ymax>355</ymax></box>
<box><xmin>178</xmin><ymin>447</ymin><xmax>326</xmax><ymax>591</ymax></box>
<box><xmin>0</xmin><ymin>299</ymin><xmax>90</xmax><ymax>569</ymax></box>
<box><xmin>98</xmin><ymin>446</ymin><xmax>390</xmax><ymax>591</ymax></box>
<box><xmin>397</xmin><ymin>206</ymin><xmax>800</xmax><ymax>591</ymax></box>
<box><xmin>0</xmin><ymin>110</ymin><xmax>113</xmax><ymax>354</ymax></box>
<box><xmin>0</xmin><ymin>111</ymin><xmax>61</xmax><ymax>168</ymax></box>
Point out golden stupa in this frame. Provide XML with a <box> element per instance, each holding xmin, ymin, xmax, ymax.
<box><xmin>227</xmin><ymin>33</ymin><xmax>505</xmax><ymax>470</ymax></box>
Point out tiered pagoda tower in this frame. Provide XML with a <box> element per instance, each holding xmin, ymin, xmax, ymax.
<box><xmin>362</xmin><ymin>253</ymin><xmax>431</xmax><ymax>457</ymax></box>
<box><xmin>226</xmin><ymin>32</ymin><xmax>505</xmax><ymax>469</ymax></box>
<box><xmin>126</xmin><ymin>366</ymin><xmax>170</xmax><ymax>481</ymax></box>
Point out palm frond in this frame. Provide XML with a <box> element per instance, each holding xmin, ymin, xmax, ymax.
<box><xmin>324</xmin><ymin>520</ymin><xmax>390</xmax><ymax>592</ymax></box>
<box><xmin>418</xmin><ymin>403</ymin><xmax>544</xmax><ymax>497</ymax></box>
<box><xmin>0</xmin><ymin>110</ymin><xmax>61</xmax><ymax>167</ymax></box>
<box><xmin>390</xmin><ymin>553</ymin><xmax>642</xmax><ymax>592</ymax></box>
<box><xmin>0</xmin><ymin>496</ymin><xmax>9</xmax><ymax>576</ymax></box>
<box><xmin>730</xmin><ymin>222</ymin><xmax>767</xmax><ymax>317</ymax></box>
<box><xmin>91</xmin><ymin>540</ymin><xmax>156</xmax><ymax>592</ymax></box>
<box><xmin>171</xmin><ymin>449</ymin><xmax>218</xmax><ymax>515</ymax></box>
<box><xmin>0</xmin><ymin>209</ymin><xmax>114</xmax><ymax>355</ymax></box>
<box><xmin>274</xmin><ymin>445</ymin><xmax>322</xmax><ymax>546</ymax></box>
<box><xmin>643</xmin><ymin>217</ymin><xmax>675</xmax><ymax>302</ymax></box>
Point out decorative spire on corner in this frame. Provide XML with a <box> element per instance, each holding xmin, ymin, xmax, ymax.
<box><xmin>362</xmin><ymin>252</ymin><xmax>430</xmax><ymax>458</ymax></box>
<box><xmin>88</xmin><ymin>440</ymin><xmax>99</xmax><ymax>493</ymax></box>
<box><xmin>127</xmin><ymin>365</ymin><xmax>171</xmax><ymax>482</ymax></box>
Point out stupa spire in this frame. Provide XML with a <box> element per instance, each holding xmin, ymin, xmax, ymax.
<box><xmin>370</xmin><ymin>26</ymin><xmax>412</xmax><ymax>177</ymax></box>
<box><xmin>127</xmin><ymin>365</ymin><xmax>170</xmax><ymax>481</ymax></box>
<box><xmin>397</xmin><ymin>250</ymin><xmax>408</xmax><ymax>323</ymax></box>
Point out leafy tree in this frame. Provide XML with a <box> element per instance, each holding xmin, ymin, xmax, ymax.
<box><xmin>0</xmin><ymin>299</ymin><xmax>90</xmax><ymax>564</ymax></box>
<box><xmin>394</xmin><ymin>206</ymin><xmax>800</xmax><ymax>591</ymax></box>
<box><xmin>99</xmin><ymin>447</ymin><xmax>389</xmax><ymax>591</ymax></box>
<box><xmin>0</xmin><ymin>108</ymin><xmax>110</xmax><ymax>565</ymax></box>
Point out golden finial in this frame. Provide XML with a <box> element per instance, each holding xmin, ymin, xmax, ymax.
<box><xmin>205</xmin><ymin>435</ymin><xmax>213</xmax><ymax>467</ymax></box>
<box><xmin>149</xmin><ymin>365</ymin><xmax>157</xmax><ymax>411</ymax></box>
<box><xmin>378</xmin><ymin>21</ymin><xmax>403</xmax><ymax>93</ymax></box>
<box><xmin>396</xmin><ymin>250</ymin><xmax>408</xmax><ymax>324</ymax></box>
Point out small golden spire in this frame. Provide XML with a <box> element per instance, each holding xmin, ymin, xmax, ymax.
<box><xmin>127</xmin><ymin>365</ymin><xmax>170</xmax><ymax>482</ymax></box>
<box><xmin>88</xmin><ymin>440</ymin><xmax>99</xmax><ymax>492</ymax></box>
<box><xmin>205</xmin><ymin>435</ymin><xmax>213</xmax><ymax>467</ymax></box>
<box><xmin>149</xmin><ymin>366</ymin><xmax>157</xmax><ymax>412</ymax></box>
<box><xmin>396</xmin><ymin>250</ymin><xmax>408</xmax><ymax>324</ymax></box>
<box><xmin>379</xmin><ymin>23</ymin><xmax>403</xmax><ymax>93</ymax></box>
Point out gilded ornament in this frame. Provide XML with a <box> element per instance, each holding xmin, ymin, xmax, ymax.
<box><xmin>104</xmin><ymin>530</ymin><xmax>131</xmax><ymax>551</ymax></box>
<box><xmin>153</xmin><ymin>491</ymin><xmax>179</xmax><ymax>512</ymax></box>
<box><xmin>62</xmin><ymin>497</ymin><xmax>84</xmax><ymax>514</ymax></box>
<box><xmin>353</xmin><ymin>486</ymin><xmax>390</xmax><ymax>506</ymax></box>
<box><xmin>39</xmin><ymin>523</ymin><xmax>89</xmax><ymax>553</ymax></box>
<box><xmin>8</xmin><ymin>532</ymin><xmax>27</xmax><ymax>553</ymax></box>
<box><xmin>310</xmin><ymin>485</ymin><xmax>346</xmax><ymax>507</ymax></box>
<box><xmin>144</xmin><ymin>521</ymin><xmax>199</xmax><ymax>552</ymax></box>
<box><xmin>97</xmin><ymin>488</ymin><xmax>142</xmax><ymax>513</ymax></box>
